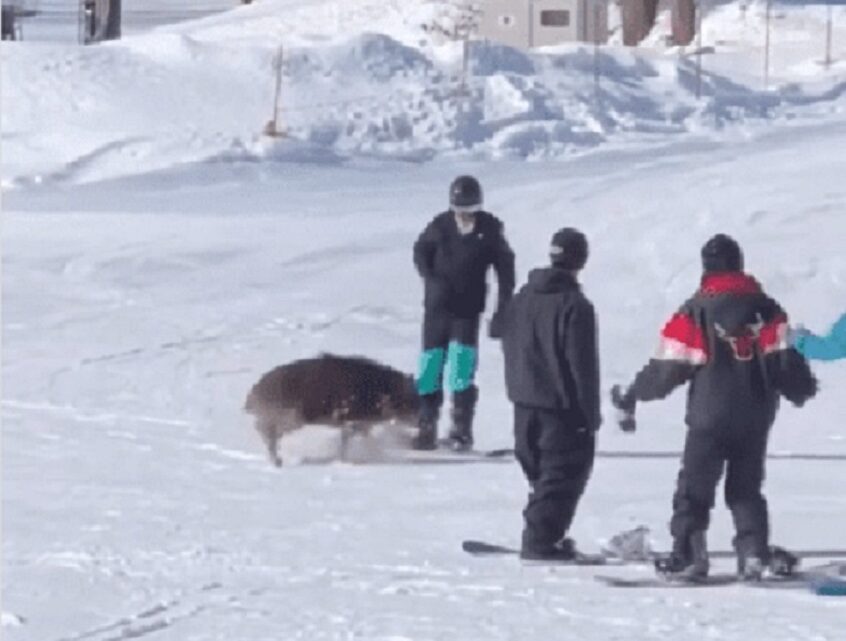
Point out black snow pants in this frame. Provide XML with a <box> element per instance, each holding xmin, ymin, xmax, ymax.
<box><xmin>671</xmin><ymin>423</ymin><xmax>771</xmax><ymax>561</ymax></box>
<box><xmin>417</xmin><ymin>312</ymin><xmax>481</xmax><ymax>422</ymax></box>
<box><xmin>514</xmin><ymin>405</ymin><xmax>596</xmax><ymax>553</ymax></box>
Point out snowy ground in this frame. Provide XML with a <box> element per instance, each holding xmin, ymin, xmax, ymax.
<box><xmin>3</xmin><ymin>1</ymin><xmax>846</xmax><ymax>639</ymax></box>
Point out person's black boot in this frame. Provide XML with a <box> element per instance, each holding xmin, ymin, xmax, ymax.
<box><xmin>768</xmin><ymin>546</ymin><xmax>799</xmax><ymax>577</ymax></box>
<box><xmin>655</xmin><ymin>531</ymin><xmax>709</xmax><ymax>581</ymax></box>
<box><xmin>520</xmin><ymin>537</ymin><xmax>580</xmax><ymax>562</ymax></box>
<box><xmin>446</xmin><ymin>386</ymin><xmax>477</xmax><ymax>452</ymax></box>
<box><xmin>412</xmin><ymin>391</ymin><xmax>442</xmax><ymax>451</ymax></box>
<box><xmin>736</xmin><ymin>545</ymin><xmax>797</xmax><ymax>581</ymax></box>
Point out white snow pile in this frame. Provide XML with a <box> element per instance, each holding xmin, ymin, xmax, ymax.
<box><xmin>0</xmin><ymin>612</ymin><xmax>25</xmax><ymax>628</ymax></box>
<box><xmin>245</xmin><ymin>35</ymin><xmax>844</xmax><ymax>162</ymax></box>
<box><xmin>3</xmin><ymin>0</ymin><xmax>845</xmax><ymax>184</ymax></box>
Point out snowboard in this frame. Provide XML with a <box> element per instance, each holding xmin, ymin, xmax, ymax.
<box><xmin>463</xmin><ymin>538</ymin><xmax>846</xmax><ymax>576</ymax></box>
<box><xmin>594</xmin><ymin>571</ymin><xmax>813</xmax><ymax>589</ymax></box>
<box><xmin>595</xmin><ymin>573</ymin><xmax>739</xmax><ymax>588</ymax></box>
<box><xmin>595</xmin><ymin>562</ymin><xmax>845</xmax><ymax>590</ymax></box>
<box><xmin>395</xmin><ymin>446</ymin><xmax>513</xmax><ymax>464</ymax></box>
<box><xmin>434</xmin><ymin>439</ymin><xmax>513</xmax><ymax>458</ymax></box>
<box><xmin>811</xmin><ymin>575</ymin><xmax>846</xmax><ymax>596</ymax></box>
<box><xmin>461</xmin><ymin>540</ymin><xmax>612</xmax><ymax>565</ymax></box>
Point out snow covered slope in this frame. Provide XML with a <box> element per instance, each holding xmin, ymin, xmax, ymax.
<box><xmin>4</xmin><ymin>111</ymin><xmax>846</xmax><ymax>641</ymax></box>
<box><xmin>2</xmin><ymin>1</ymin><xmax>846</xmax><ymax>639</ymax></box>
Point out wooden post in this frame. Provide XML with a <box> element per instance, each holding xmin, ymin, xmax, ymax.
<box><xmin>824</xmin><ymin>0</ymin><xmax>833</xmax><ymax>69</ymax></box>
<box><xmin>593</xmin><ymin>1</ymin><xmax>601</xmax><ymax>102</ymax></box>
<box><xmin>461</xmin><ymin>34</ymin><xmax>470</xmax><ymax>96</ymax></box>
<box><xmin>528</xmin><ymin>0</ymin><xmax>535</xmax><ymax>49</ymax></box>
<box><xmin>696</xmin><ymin>0</ymin><xmax>703</xmax><ymax>99</ymax></box>
<box><xmin>763</xmin><ymin>0</ymin><xmax>772</xmax><ymax>89</ymax></box>
<box><xmin>103</xmin><ymin>0</ymin><xmax>121</xmax><ymax>41</ymax></box>
<box><xmin>264</xmin><ymin>45</ymin><xmax>286</xmax><ymax>138</ymax></box>
<box><xmin>1</xmin><ymin>6</ymin><xmax>16</xmax><ymax>41</ymax></box>
<box><xmin>80</xmin><ymin>0</ymin><xmax>94</xmax><ymax>44</ymax></box>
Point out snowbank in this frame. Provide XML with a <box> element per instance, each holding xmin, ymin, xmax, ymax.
<box><xmin>2</xmin><ymin>0</ymin><xmax>845</xmax><ymax>184</ymax></box>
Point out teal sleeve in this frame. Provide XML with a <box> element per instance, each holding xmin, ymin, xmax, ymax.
<box><xmin>795</xmin><ymin>314</ymin><xmax>846</xmax><ymax>361</ymax></box>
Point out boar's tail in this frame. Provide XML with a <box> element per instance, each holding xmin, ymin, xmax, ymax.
<box><xmin>244</xmin><ymin>389</ymin><xmax>258</xmax><ymax>414</ymax></box>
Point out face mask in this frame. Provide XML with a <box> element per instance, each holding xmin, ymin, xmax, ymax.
<box><xmin>453</xmin><ymin>209</ymin><xmax>477</xmax><ymax>235</ymax></box>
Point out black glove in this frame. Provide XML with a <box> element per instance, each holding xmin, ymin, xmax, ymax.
<box><xmin>611</xmin><ymin>384</ymin><xmax>637</xmax><ymax>433</ymax></box>
<box><xmin>489</xmin><ymin>310</ymin><xmax>505</xmax><ymax>340</ymax></box>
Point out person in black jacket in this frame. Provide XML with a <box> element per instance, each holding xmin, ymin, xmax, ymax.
<box><xmin>412</xmin><ymin>175</ymin><xmax>515</xmax><ymax>451</ymax></box>
<box><xmin>611</xmin><ymin>234</ymin><xmax>817</xmax><ymax>581</ymax></box>
<box><xmin>501</xmin><ymin>228</ymin><xmax>600</xmax><ymax>561</ymax></box>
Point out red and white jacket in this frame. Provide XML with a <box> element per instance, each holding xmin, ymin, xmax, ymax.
<box><xmin>629</xmin><ymin>272</ymin><xmax>815</xmax><ymax>429</ymax></box>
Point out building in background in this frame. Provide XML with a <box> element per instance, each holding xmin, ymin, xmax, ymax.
<box><xmin>2</xmin><ymin>3</ymin><xmax>17</xmax><ymax>40</ymax></box>
<box><xmin>2</xmin><ymin>0</ymin><xmax>39</xmax><ymax>40</ymax></box>
<box><xmin>621</xmin><ymin>0</ymin><xmax>696</xmax><ymax>47</ymax></box>
<box><xmin>479</xmin><ymin>0</ymin><xmax>609</xmax><ymax>48</ymax></box>
<box><xmin>80</xmin><ymin>0</ymin><xmax>120</xmax><ymax>44</ymax></box>
<box><xmin>480</xmin><ymin>0</ymin><xmax>697</xmax><ymax>49</ymax></box>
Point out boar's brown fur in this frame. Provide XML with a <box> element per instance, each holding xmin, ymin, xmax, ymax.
<box><xmin>244</xmin><ymin>353</ymin><xmax>419</xmax><ymax>466</ymax></box>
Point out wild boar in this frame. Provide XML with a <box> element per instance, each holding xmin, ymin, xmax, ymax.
<box><xmin>244</xmin><ymin>354</ymin><xmax>419</xmax><ymax>466</ymax></box>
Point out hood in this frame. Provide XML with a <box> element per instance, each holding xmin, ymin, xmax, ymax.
<box><xmin>699</xmin><ymin>272</ymin><xmax>762</xmax><ymax>297</ymax></box>
<box><xmin>527</xmin><ymin>267</ymin><xmax>580</xmax><ymax>294</ymax></box>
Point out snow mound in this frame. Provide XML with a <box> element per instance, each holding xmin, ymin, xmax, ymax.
<box><xmin>2</xmin><ymin>0</ymin><xmax>845</xmax><ymax>184</ymax></box>
<box><xmin>262</xmin><ymin>36</ymin><xmax>845</xmax><ymax>161</ymax></box>
<box><xmin>1</xmin><ymin>612</ymin><xmax>25</xmax><ymax>628</ymax></box>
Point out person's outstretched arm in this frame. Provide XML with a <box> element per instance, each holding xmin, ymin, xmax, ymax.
<box><xmin>792</xmin><ymin>313</ymin><xmax>846</xmax><ymax>362</ymax></box>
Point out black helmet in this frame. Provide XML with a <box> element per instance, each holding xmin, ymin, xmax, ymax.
<box><xmin>449</xmin><ymin>175</ymin><xmax>483</xmax><ymax>209</ymax></box>
<box><xmin>550</xmin><ymin>227</ymin><xmax>589</xmax><ymax>271</ymax></box>
<box><xmin>701</xmin><ymin>234</ymin><xmax>744</xmax><ymax>273</ymax></box>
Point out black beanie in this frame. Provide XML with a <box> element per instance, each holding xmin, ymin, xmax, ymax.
<box><xmin>550</xmin><ymin>228</ymin><xmax>589</xmax><ymax>271</ymax></box>
<box><xmin>701</xmin><ymin>234</ymin><xmax>744</xmax><ymax>273</ymax></box>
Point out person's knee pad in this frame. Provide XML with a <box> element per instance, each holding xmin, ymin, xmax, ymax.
<box><xmin>417</xmin><ymin>348</ymin><xmax>446</xmax><ymax>395</ymax></box>
<box><xmin>446</xmin><ymin>342</ymin><xmax>477</xmax><ymax>393</ymax></box>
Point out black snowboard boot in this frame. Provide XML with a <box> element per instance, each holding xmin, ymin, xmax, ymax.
<box><xmin>521</xmin><ymin>537</ymin><xmax>579</xmax><ymax>562</ymax></box>
<box><xmin>737</xmin><ymin>545</ymin><xmax>798</xmax><ymax>581</ymax></box>
<box><xmin>445</xmin><ymin>386</ymin><xmax>477</xmax><ymax>452</ymax></box>
<box><xmin>768</xmin><ymin>546</ymin><xmax>799</xmax><ymax>577</ymax></box>
<box><xmin>412</xmin><ymin>391</ymin><xmax>442</xmax><ymax>450</ymax></box>
<box><xmin>656</xmin><ymin>530</ymin><xmax>709</xmax><ymax>581</ymax></box>
<box><xmin>737</xmin><ymin>555</ymin><xmax>765</xmax><ymax>582</ymax></box>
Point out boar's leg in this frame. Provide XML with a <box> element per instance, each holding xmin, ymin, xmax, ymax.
<box><xmin>255</xmin><ymin>417</ymin><xmax>282</xmax><ymax>467</ymax></box>
<box><xmin>339</xmin><ymin>422</ymin><xmax>375</xmax><ymax>462</ymax></box>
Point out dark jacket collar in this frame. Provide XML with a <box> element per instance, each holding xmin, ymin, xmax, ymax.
<box><xmin>528</xmin><ymin>267</ymin><xmax>580</xmax><ymax>294</ymax></box>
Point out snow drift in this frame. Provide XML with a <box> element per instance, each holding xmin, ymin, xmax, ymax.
<box><xmin>2</xmin><ymin>0</ymin><xmax>845</xmax><ymax>184</ymax></box>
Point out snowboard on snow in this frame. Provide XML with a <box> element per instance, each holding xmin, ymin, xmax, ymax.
<box><xmin>462</xmin><ymin>537</ymin><xmax>846</xmax><ymax>585</ymax></box>
<box><xmin>461</xmin><ymin>540</ymin><xmax>612</xmax><ymax>565</ymax></box>
<box><xmin>595</xmin><ymin>570</ymin><xmax>846</xmax><ymax>592</ymax></box>
<box><xmin>595</xmin><ymin>561</ymin><xmax>846</xmax><ymax>591</ymax></box>
<box><xmin>811</xmin><ymin>575</ymin><xmax>846</xmax><ymax>596</ymax></box>
<box><xmin>433</xmin><ymin>439</ymin><xmax>513</xmax><ymax>458</ymax></box>
<box><xmin>594</xmin><ymin>572</ymin><xmax>808</xmax><ymax>589</ymax></box>
<box><xmin>395</xmin><ymin>445</ymin><xmax>514</xmax><ymax>464</ymax></box>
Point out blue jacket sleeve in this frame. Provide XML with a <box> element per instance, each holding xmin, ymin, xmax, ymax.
<box><xmin>794</xmin><ymin>314</ymin><xmax>846</xmax><ymax>361</ymax></box>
